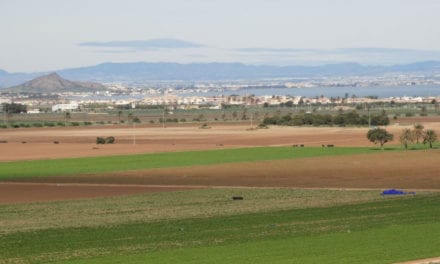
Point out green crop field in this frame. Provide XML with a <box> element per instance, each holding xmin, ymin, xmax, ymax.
<box><xmin>0</xmin><ymin>146</ymin><xmax>380</xmax><ymax>180</ymax></box>
<box><xmin>1</xmin><ymin>189</ymin><xmax>439</xmax><ymax>264</ymax></box>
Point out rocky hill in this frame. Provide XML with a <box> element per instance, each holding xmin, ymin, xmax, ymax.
<box><xmin>5</xmin><ymin>73</ymin><xmax>106</xmax><ymax>93</ymax></box>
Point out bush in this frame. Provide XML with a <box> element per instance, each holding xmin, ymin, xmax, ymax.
<box><xmin>105</xmin><ymin>136</ymin><xmax>115</xmax><ymax>144</ymax></box>
<box><xmin>166</xmin><ymin>118</ymin><xmax>178</xmax><ymax>123</ymax></box>
<box><xmin>96</xmin><ymin>137</ymin><xmax>106</xmax><ymax>144</ymax></box>
<box><xmin>44</xmin><ymin>122</ymin><xmax>55</xmax><ymax>127</ymax></box>
<box><xmin>56</xmin><ymin>122</ymin><xmax>64</xmax><ymax>126</ymax></box>
<box><xmin>96</xmin><ymin>136</ymin><xmax>115</xmax><ymax>144</ymax></box>
<box><xmin>83</xmin><ymin>122</ymin><xmax>93</xmax><ymax>126</ymax></box>
<box><xmin>70</xmin><ymin>122</ymin><xmax>80</xmax><ymax>126</ymax></box>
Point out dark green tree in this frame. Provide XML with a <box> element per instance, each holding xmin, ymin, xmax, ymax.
<box><xmin>367</xmin><ymin>128</ymin><xmax>393</xmax><ymax>150</ymax></box>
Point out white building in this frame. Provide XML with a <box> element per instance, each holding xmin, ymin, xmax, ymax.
<box><xmin>52</xmin><ymin>103</ymin><xmax>79</xmax><ymax>112</ymax></box>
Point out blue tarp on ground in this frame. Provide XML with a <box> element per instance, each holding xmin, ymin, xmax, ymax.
<box><xmin>382</xmin><ymin>189</ymin><xmax>406</xmax><ymax>195</ymax></box>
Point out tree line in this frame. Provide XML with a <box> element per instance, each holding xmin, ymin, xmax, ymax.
<box><xmin>399</xmin><ymin>124</ymin><xmax>438</xmax><ymax>149</ymax></box>
<box><xmin>366</xmin><ymin>124</ymin><xmax>437</xmax><ymax>149</ymax></box>
<box><xmin>1</xmin><ymin>103</ymin><xmax>27</xmax><ymax>114</ymax></box>
<box><xmin>262</xmin><ymin>110</ymin><xmax>389</xmax><ymax>127</ymax></box>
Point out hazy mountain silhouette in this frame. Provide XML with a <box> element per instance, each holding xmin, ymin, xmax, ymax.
<box><xmin>1</xmin><ymin>61</ymin><xmax>440</xmax><ymax>87</ymax></box>
<box><xmin>5</xmin><ymin>72</ymin><xmax>106</xmax><ymax>93</ymax></box>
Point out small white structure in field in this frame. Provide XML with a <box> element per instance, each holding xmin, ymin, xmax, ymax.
<box><xmin>52</xmin><ymin>103</ymin><xmax>79</xmax><ymax>112</ymax></box>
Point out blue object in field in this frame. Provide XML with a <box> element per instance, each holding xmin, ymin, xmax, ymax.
<box><xmin>382</xmin><ymin>189</ymin><xmax>406</xmax><ymax>195</ymax></box>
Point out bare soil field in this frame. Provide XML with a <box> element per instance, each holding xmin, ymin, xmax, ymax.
<box><xmin>1</xmin><ymin>122</ymin><xmax>439</xmax><ymax>161</ymax></box>
<box><xmin>0</xmin><ymin>182</ymin><xmax>197</xmax><ymax>204</ymax></box>
<box><xmin>15</xmin><ymin>150</ymin><xmax>440</xmax><ymax>190</ymax></box>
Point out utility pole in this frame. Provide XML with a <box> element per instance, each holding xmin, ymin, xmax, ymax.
<box><xmin>162</xmin><ymin>106</ymin><xmax>165</xmax><ymax>129</ymax></box>
<box><xmin>365</xmin><ymin>103</ymin><xmax>371</xmax><ymax>128</ymax></box>
<box><xmin>162</xmin><ymin>88</ymin><xmax>166</xmax><ymax>129</ymax></box>
<box><xmin>132</xmin><ymin>121</ymin><xmax>136</xmax><ymax>145</ymax></box>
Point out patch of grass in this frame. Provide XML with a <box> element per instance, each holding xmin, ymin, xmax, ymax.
<box><xmin>0</xmin><ymin>188</ymin><xmax>388</xmax><ymax>235</ymax></box>
<box><xmin>0</xmin><ymin>147</ymin><xmax>379</xmax><ymax>180</ymax></box>
<box><xmin>62</xmin><ymin>223</ymin><xmax>440</xmax><ymax>264</ymax></box>
<box><xmin>1</xmin><ymin>194</ymin><xmax>439</xmax><ymax>263</ymax></box>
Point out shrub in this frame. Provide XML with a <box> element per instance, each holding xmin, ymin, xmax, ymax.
<box><xmin>96</xmin><ymin>137</ymin><xmax>106</xmax><ymax>144</ymax></box>
<box><xmin>70</xmin><ymin>122</ymin><xmax>80</xmax><ymax>126</ymax></box>
<box><xmin>83</xmin><ymin>122</ymin><xmax>93</xmax><ymax>126</ymax></box>
<box><xmin>44</xmin><ymin>122</ymin><xmax>55</xmax><ymax>127</ymax></box>
<box><xmin>258</xmin><ymin>123</ymin><xmax>269</xmax><ymax>129</ymax></box>
<box><xmin>105</xmin><ymin>136</ymin><xmax>115</xmax><ymax>144</ymax></box>
<box><xmin>199</xmin><ymin>123</ymin><xmax>211</xmax><ymax>129</ymax></box>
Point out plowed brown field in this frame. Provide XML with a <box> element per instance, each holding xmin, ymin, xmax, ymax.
<box><xmin>14</xmin><ymin>150</ymin><xmax>440</xmax><ymax>189</ymax></box>
<box><xmin>2</xmin><ymin>122</ymin><xmax>440</xmax><ymax>204</ymax></box>
<box><xmin>1</xmin><ymin>122</ymin><xmax>439</xmax><ymax>161</ymax></box>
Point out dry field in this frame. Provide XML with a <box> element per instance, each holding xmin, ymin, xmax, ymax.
<box><xmin>1</xmin><ymin>121</ymin><xmax>439</xmax><ymax>161</ymax></box>
<box><xmin>1</xmin><ymin>120</ymin><xmax>439</xmax><ymax>204</ymax></box>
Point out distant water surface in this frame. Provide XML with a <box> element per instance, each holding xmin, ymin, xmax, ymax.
<box><xmin>68</xmin><ymin>85</ymin><xmax>440</xmax><ymax>100</ymax></box>
<box><xmin>182</xmin><ymin>84</ymin><xmax>440</xmax><ymax>98</ymax></box>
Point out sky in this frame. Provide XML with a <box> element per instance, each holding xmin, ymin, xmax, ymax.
<box><xmin>1</xmin><ymin>0</ymin><xmax>440</xmax><ymax>72</ymax></box>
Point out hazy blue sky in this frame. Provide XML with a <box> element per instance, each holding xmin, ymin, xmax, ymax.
<box><xmin>1</xmin><ymin>0</ymin><xmax>439</xmax><ymax>72</ymax></box>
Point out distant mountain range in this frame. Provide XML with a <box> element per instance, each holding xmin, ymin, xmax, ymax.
<box><xmin>1</xmin><ymin>61</ymin><xmax>440</xmax><ymax>88</ymax></box>
<box><xmin>4</xmin><ymin>73</ymin><xmax>106</xmax><ymax>93</ymax></box>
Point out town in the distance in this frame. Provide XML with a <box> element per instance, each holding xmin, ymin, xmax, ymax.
<box><xmin>1</xmin><ymin>61</ymin><xmax>439</xmax><ymax>116</ymax></box>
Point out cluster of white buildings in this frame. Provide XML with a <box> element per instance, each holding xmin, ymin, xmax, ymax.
<box><xmin>3</xmin><ymin>94</ymin><xmax>439</xmax><ymax>114</ymax></box>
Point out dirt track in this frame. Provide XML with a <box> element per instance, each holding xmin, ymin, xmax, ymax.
<box><xmin>1</xmin><ymin>122</ymin><xmax>439</xmax><ymax>161</ymax></box>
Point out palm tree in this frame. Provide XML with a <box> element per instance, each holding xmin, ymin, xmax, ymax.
<box><xmin>413</xmin><ymin>124</ymin><xmax>424</xmax><ymax>144</ymax></box>
<box><xmin>423</xmin><ymin>130</ymin><xmax>437</xmax><ymax>149</ymax></box>
<box><xmin>399</xmin><ymin>128</ymin><xmax>414</xmax><ymax>149</ymax></box>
